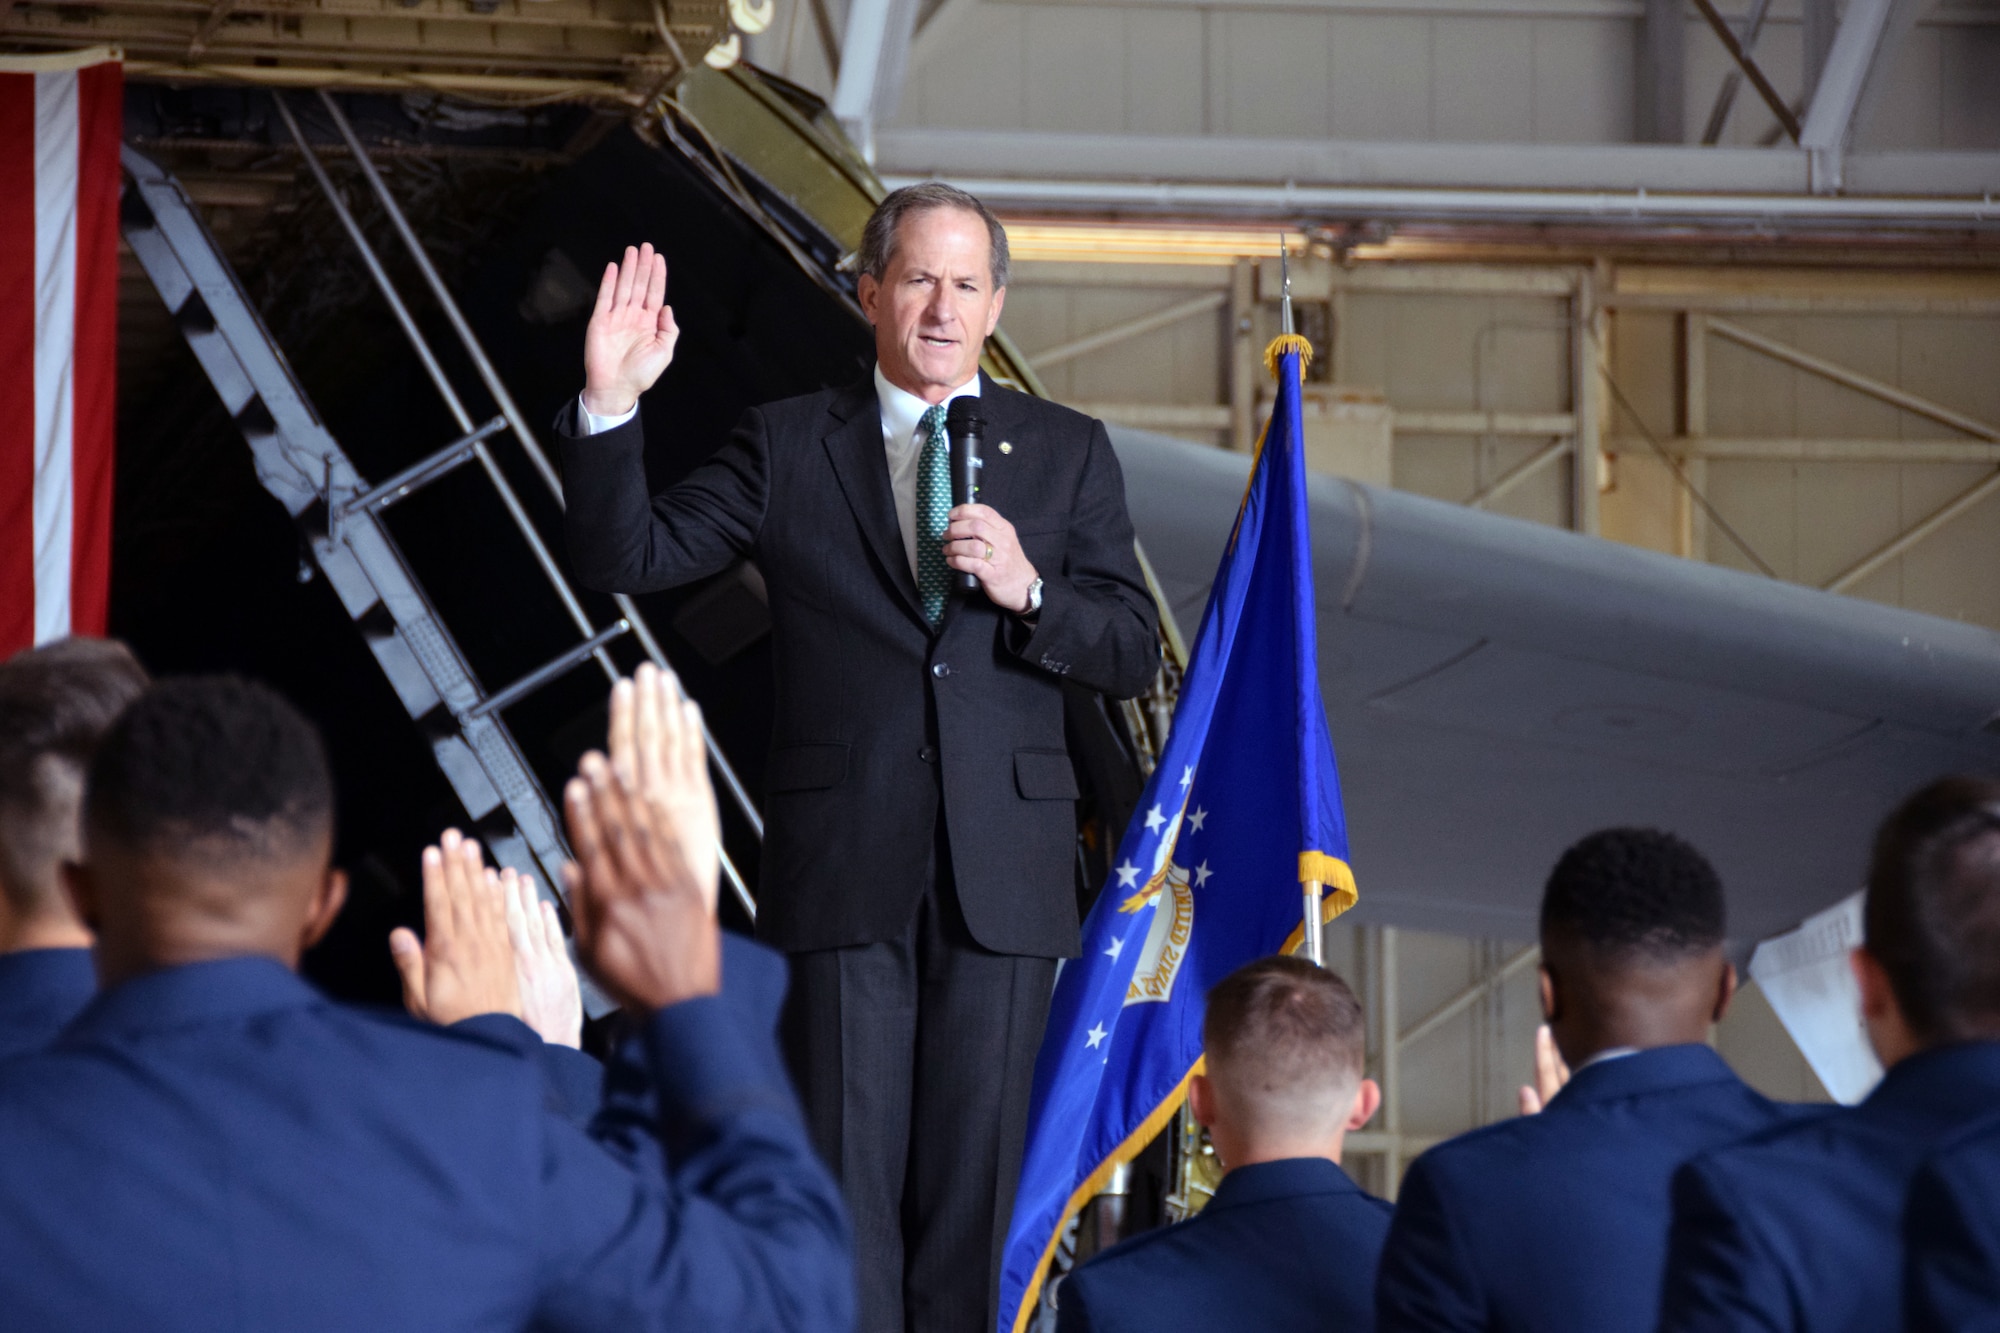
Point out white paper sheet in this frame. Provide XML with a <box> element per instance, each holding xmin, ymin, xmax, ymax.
<box><xmin>1747</xmin><ymin>891</ymin><xmax>1883</xmax><ymax>1105</ymax></box>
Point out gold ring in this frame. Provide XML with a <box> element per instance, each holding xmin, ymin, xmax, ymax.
<box><xmin>984</xmin><ymin>542</ymin><xmax>994</xmax><ymax>561</ymax></box>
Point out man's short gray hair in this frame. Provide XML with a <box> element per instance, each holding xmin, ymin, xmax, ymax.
<box><xmin>856</xmin><ymin>182</ymin><xmax>1010</xmax><ymax>290</ymax></box>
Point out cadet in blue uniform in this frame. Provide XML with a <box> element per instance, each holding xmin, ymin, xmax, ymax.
<box><xmin>1377</xmin><ymin>828</ymin><xmax>1808</xmax><ymax>1333</ymax></box>
<box><xmin>1660</xmin><ymin>776</ymin><xmax>2000</xmax><ymax>1333</ymax></box>
<box><xmin>0</xmin><ymin>667</ymin><xmax>854</xmax><ymax>1333</ymax></box>
<box><xmin>0</xmin><ymin>636</ymin><xmax>147</xmax><ymax>1059</ymax></box>
<box><xmin>1905</xmin><ymin>1110</ymin><xmax>2000</xmax><ymax>1332</ymax></box>
<box><xmin>1056</xmin><ymin>955</ymin><xmax>1390</xmax><ymax>1333</ymax></box>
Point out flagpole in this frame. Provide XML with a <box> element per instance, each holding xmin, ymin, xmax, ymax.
<box><xmin>1276</xmin><ymin>235</ymin><xmax>1328</xmax><ymax>970</ymax></box>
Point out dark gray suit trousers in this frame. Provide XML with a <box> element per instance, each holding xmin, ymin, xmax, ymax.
<box><xmin>782</xmin><ymin>807</ymin><xmax>1056</xmax><ymax>1333</ymax></box>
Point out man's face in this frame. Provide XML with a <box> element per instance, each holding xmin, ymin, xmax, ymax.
<box><xmin>858</xmin><ymin>205</ymin><xmax>1006</xmax><ymax>403</ymax></box>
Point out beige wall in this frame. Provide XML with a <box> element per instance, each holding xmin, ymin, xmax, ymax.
<box><xmin>751</xmin><ymin>0</ymin><xmax>2000</xmax><ymax>152</ymax></box>
<box><xmin>1003</xmin><ymin>250</ymin><xmax>2000</xmax><ymax>631</ymax></box>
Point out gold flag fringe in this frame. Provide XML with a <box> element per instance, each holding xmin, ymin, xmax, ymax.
<box><xmin>1264</xmin><ymin>333</ymin><xmax>1313</xmax><ymax>381</ymax></box>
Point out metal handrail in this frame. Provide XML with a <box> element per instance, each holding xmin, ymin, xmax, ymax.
<box><xmin>304</xmin><ymin>90</ymin><xmax>767</xmax><ymax>847</ymax></box>
<box><xmin>272</xmin><ymin>91</ymin><xmax>762</xmax><ymax>920</ymax></box>
<box><xmin>271</xmin><ymin>93</ymin><xmax>616</xmax><ymax>685</ymax></box>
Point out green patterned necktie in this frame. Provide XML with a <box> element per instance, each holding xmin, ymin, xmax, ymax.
<box><xmin>916</xmin><ymin>404</ymin><xmax>952</xmax><ymax>627</ymax></box>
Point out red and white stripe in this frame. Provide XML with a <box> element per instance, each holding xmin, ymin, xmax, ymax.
<box><xmin>0</xmin><ymin>50</ymin><xmax>120</xmax><ymax>656</ymax></box>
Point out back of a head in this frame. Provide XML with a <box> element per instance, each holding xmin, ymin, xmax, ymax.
<box><xmin>1865</xmin><ymin>776</ymin><xmax>2000</xmax><ymax>1045</ymax></box>
<box><xmin>1203</xmin><ymin>955</ymin><xmax>1367</xmax><ymax>1142</ymax></box>
<box><xmin>1540</xmin><ymin>828</ymin><xmax>1726</xmax><ymax>972</ymax></box>
<box><xmin>85</xmin><ymin>675</ymin><xmax>333</xmax><ymax>878</ymax></box>
<box><xmin>0</xmin><ymin>638</ymin><xmax>149</xmax><ymax>920</ymax></box>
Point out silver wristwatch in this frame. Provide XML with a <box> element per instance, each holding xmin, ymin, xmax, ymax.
<box><xmin>1022</xmin><ymin>577</ymin><xmax>1044</xmax><ymax>616</ymax></box>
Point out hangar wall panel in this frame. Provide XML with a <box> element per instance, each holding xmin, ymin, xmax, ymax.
<box><xmin>863</xmin><ymin>3</ymin><xmax>2000</xmax><ymax>150</ymax></box>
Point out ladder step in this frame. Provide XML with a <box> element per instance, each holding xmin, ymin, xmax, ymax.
<box><xmin>341</xmin><ymin>415</ymin><xmax>509</xmax><ymax>518</ymax></box>
<box><xmin>466</xmin><ymin>619</ymin><xmax>632</xmax><ymax>722</ymax></box>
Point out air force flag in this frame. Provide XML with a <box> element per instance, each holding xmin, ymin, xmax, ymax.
<box><xmin>999</xmin><ymin>333</ymin><xmax>1357</xmax><ymax>1331</ymax></box>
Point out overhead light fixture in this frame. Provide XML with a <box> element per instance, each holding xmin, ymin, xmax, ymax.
<box><xmin>999</xmin><ymin>221</ymin><xmax>1313</xmax><ymax>266</ymax></box>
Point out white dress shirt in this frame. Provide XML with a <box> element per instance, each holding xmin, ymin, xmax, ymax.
<box><xmin>870</xmin><ymin>366</ymin><xmax>980</xmax><ymax>578</ymax></box>
<box><xmin>1573</xmin><ymin>1045</ymin><xmax>1640</xmax><ymax>1073</ymax></box>
<box><xmin>577</xmin><ymin>367</ymin><xmax>980</xmax><ymax>580</ymax></box>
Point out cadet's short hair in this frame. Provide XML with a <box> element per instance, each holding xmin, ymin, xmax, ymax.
<box><xmin>1203</xmin><ymin>954</ymin><xmax>1367</xmax><ymax>1115</ymax></box>
<box><xmin>1540</xmin><ymin>828</ymin><xmax>1726</xmax><ymax>961</ymax></box>
<box><xmin>856</xmin><ymin>182</ymin><xmax>1010</xmax><ymax>290</ymax></box>
<box><xmin>1865</xmin><ymin>777</ymin><xmax>2000</xmax><ymax>1043</ymax></box>
<box><xmin>85</xmin><ymin>675</ymin><xmax>333</xmax><ymax>865</ymax></box>
<box><xmin>0</xmin><ymin>637</ymin><xmax>150</xmax><ymax>912</ymax></box>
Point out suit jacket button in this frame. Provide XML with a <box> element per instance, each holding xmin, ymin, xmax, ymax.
<box><xmin>918</xmin><ymin>745</ymin><xmax>937</xmax><ymax>763</ymax></box>
<box><xmin>931</xmin><ymin>662</ymin><xmax>950</xmax><ymax>678</ymax></box>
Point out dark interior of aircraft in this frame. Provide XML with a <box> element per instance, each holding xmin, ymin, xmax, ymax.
<box><xmin>117</xmin><ymin>87</ymin><xmax>871</xmax><ymax>1005</ymax></box>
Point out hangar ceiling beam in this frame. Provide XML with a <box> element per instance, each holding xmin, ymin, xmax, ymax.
<box><xmin>895</xmin><ymin>171</ymin><xmax>2000</xmax><ymax>225</ymax></box>
<box><xmin>1636</xmin><ymin>0</ymin><xmax>1685</xmax><ymax>143</ymax></box>
<box><xmin>830</xmin><ymin>0</ymin><xmax>919</xmax><ymax>161</ymax></box>
<box><xmin>875</xmin><ymin>131</ymin><xmax>2000</xmax><ymax>202</ymax></box>
<box><xmin>1688</xmin><ymin>0</ymin><xmax>1800</xmax><ymax>142</ymax></box>
<box><xmin>1798</xmin><ymin>0</ymin><xmax>1928</xmax><ymax>192</ymax></box>
<box><xmin>1801</xmin><ymin>0</ymin><xmax>1839</xmax><ymax>104</ymax></box>
<box><xmin>1698</xmin><ymin>0</ymin><xmax>1776</xmax><ymax>144</ymax></box>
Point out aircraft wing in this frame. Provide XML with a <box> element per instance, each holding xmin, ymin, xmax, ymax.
<box><xmin>1111</xmin><ymin>425</ymin><xmax>2000</xmax><ymax>946</ymax></box>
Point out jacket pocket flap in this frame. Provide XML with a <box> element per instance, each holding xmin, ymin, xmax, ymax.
<box><xmin>768</xmin><ymin>743</ymin><xmax>850</xmax><ymax>793</ymax></box>
<box><xmin>1014</xmin><ymin>749</ymin><xmax>1080</xmax><ymax>800</ymax></box>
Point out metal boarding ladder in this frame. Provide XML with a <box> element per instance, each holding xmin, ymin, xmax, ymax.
<box><xmin>119</xmin><ymin>112</ymin><xmax>764</xmax><ymax>988</ymax></box>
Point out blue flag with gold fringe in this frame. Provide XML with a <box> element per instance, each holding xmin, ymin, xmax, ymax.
<box><xmin>998</xmin><ymin>333</ymin><xmax>1358</xmax><ymax>1332</ymax></box>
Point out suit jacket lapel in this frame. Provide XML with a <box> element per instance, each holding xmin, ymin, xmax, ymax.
<box><xmin>822</xmin><ymin>378</ymin><xmax>927</xmax><ymax>627</ymax></box>
<box><xmin>970</xmin><ymin>370</ymin><xmax>1028</xmax><ymax>519</ymax></box>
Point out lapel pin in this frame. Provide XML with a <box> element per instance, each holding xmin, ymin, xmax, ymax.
<box><xmin>999</xmin><ymin>441</ymin><xmax>1013</xmax><ymax>454</ymax></box>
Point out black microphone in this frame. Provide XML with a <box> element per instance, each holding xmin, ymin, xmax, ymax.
<box><xmin>946</xmin><ymin>398</ymin><xmax>984</xmax><ymax>593</ymax></box>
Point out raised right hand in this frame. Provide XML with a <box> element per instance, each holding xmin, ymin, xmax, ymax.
<box><xmin>389</xmin><ymin>829</ymin><xmax>525</xmax><ymax>1027</ymax></box>
<box><xmin>582</xmin><ymin>242</ymin><xmax>680</xmax><ymax>418</ymax></box>
<box><xmin>501</xmin><ymin>866</ymin><xmax>584</xmax><ymax>1049</ymax></box>
<box><xmin>562</xmin><ymin>665</ymin><xmax>722</xmax><ymax>1012</ymax></box>
<box><xmin>1517</xmin><ymin>1023</ymin><xmax>1572</xmax><ymax>1115</ymax></box>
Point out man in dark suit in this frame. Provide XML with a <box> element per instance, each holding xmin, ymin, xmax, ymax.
<box><xmin>1905</xmin><ymin>1111</ymin><xmax>2000</xmax><ymax>1332</ymax></box>
<box><xmin>0</xmin><ymin>636</ymin><xmax>147</xmax><ymax>1059</ymax></box>
<box><xmin>0</xmin><ymin>669</ymin><xmax>853</xmax><ymax>1331</ymax></box>
<box><xmin>1056</xmin><ymin>955</ymin><xmax>1390</xmax><ymax>1333</ymax></box>
<box><xmin>559</xmin><ymin>183</ymin><xmax>1159</xmax><ymax>1331</ymax></box>
<box><xmin>1659</xmin><ymin>776</ymin><xmax>2000</xmax><ymax>1332</ymax></box>
<box><xmin>1376</xmin><ymin>828</ymin><xmax>1803</xmax><ymax>1333</ymax></box>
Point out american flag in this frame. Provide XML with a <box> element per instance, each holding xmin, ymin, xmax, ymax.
<box><xmin>0</xmin><ymin>49</ymin><xmax>120</xmax><ymax>654</ymax></box>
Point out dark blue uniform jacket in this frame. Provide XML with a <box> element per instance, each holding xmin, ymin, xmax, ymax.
<box><xmin>0</xmin><ymin>933</ymin><xmax>853</xmax><ymax>1333</ymax></box>
<box><xmin>1661</xmin><ymin>1039</ymin><xmax>2000</xmax><ymax>1333</ymax></box>
<box><xmin>0</xmin><ymin>945</ymin><xmax>95</xmax><ymax>1059</ymax></box>
<box><xmin>1055</xmin><ymin>1156</ymin><xmax>1391</xmax><ymax>1333</ymax></box>
<box><xmin>1905</xmin><ymin>1108</ymin><xmax>2000</xmax><ymax>1333</ymax></box>
<box><xmin>1376</xmin><ymin>1043</ymin><xmax>1804</xmax><ymax>1333</ymax></box>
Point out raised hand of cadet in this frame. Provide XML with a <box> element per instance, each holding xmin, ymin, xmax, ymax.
<box><xmin>563</xmin><ymin>664</ymin><xmax>722</xmax><ymax>1012</ymax></box>
<box><xmin>582</xmin><ymin>242</ymin><xmax>679</xmax><ymax>418</ymax></box>
<box><xmin>1517</xmin><ymin>1023</ymin><xmax>1572</xmax><ymax>1115</ymax></box>
<box><xmin>608</xmin><ymin>659</ymin><xmax>720</xmax><ymax>916</ymax></box>
<box><xmin>389</xmin><ymin>829</ymin><xmax>525</xmax><ymax>1026</ymax></box>
<box><xmin>500</xmin><ymin>865</ymin><xmax>583</xmax><ymax>1049</ymax></box>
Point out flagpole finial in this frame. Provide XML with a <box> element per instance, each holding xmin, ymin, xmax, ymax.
<box><xmin>1279</xmin><ymin>235</ymin><xmax>1294</xmax><ymax>337</ymax></box>
<box><xmin>1263</xmin><ymin>235</ymin><xmax>1312</xmax><ymax>381</ymax></box>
